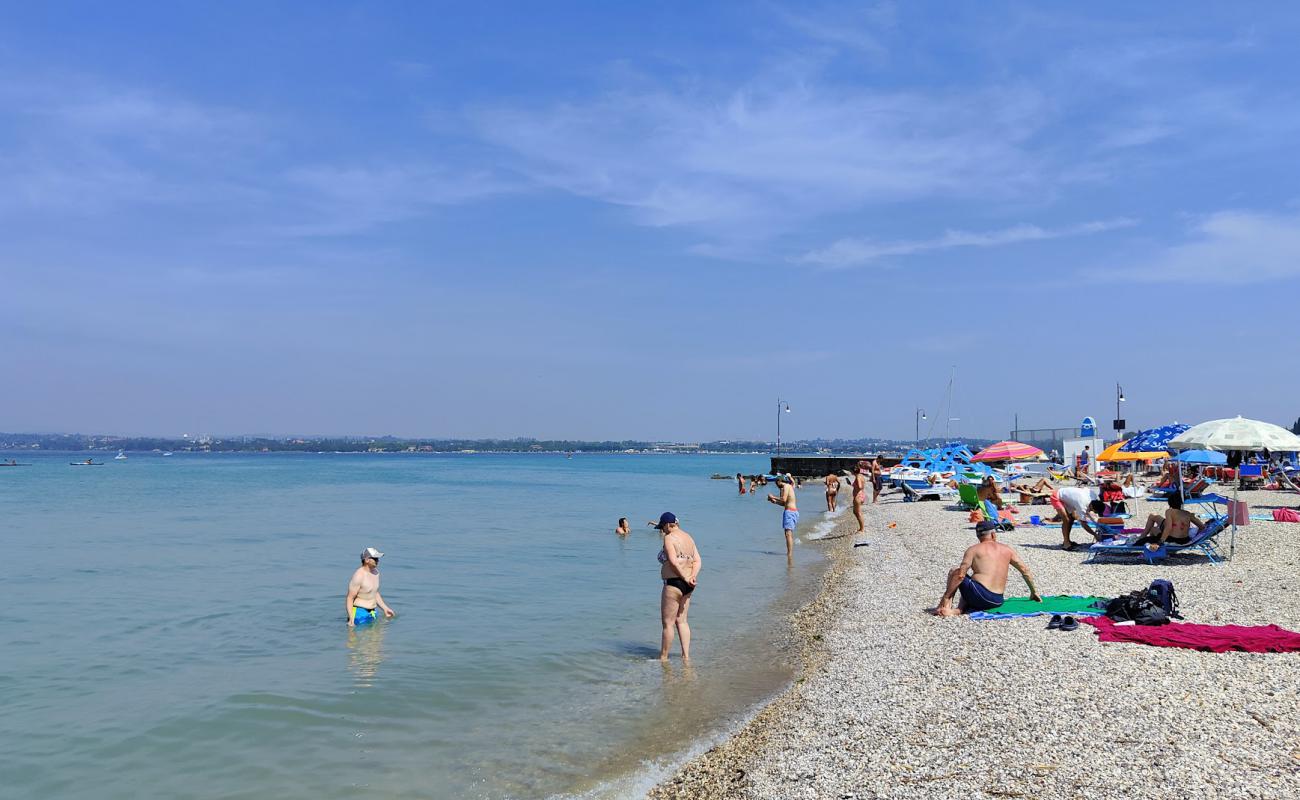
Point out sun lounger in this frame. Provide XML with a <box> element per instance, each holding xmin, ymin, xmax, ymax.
<box><xmin>957</xmin><ymin>483</ymin><xmax>980</xmax><ymax>509</ymax></box>
<box><xmin>1148</xmin><ymin>477</ymin><xmax>1214</xmax><ymax>498</ymax></box>
<box><xmin>901</xmin><ymin>483</ymin><xmax>957</xmax><ymax>502</ymax></box>
<box><xmin>1086</xmin><ymin>516</ymin><xmax>1229</xmax><ymax>564</ymax></box>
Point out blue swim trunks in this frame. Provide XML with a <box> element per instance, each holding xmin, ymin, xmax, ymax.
<box><xmin>958</xmin><ymin>577</ymin><xmax>1004</xmax><ymax>612</ymax></box>
<box><xmin>351</xmin><ymin>606</ymin><xmax>378</xmax><ymax>625</ymax></box>
<box><xmin>782</xmin><ymin>509</ymin><xmax>800</xmax><ymax>531</ymax></box>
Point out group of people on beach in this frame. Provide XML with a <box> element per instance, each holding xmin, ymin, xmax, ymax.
<box><xmin>933</xmin><ymin>476</ymin><xmax>1214</xmax><ymax>616</ymax></box>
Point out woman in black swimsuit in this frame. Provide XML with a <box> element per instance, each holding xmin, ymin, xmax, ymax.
<box><xmin>653</xmin><ymin>512</ymin><xmax>701</xmax><ymax>661</ymax></box>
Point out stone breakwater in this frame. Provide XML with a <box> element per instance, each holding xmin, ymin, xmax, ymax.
<box><xmin>651</xmin><ymin>489</ymin><xmax>1300</xmax><ymax>800</ymax></box>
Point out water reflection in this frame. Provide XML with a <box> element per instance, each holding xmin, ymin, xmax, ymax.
<box><xmin>346</xmin><ymin>621</ymin><xmax>387</xmax><ymax>686</ymax></box>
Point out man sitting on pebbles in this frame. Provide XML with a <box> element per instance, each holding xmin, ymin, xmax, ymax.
<box><xmin>933</xmin><ymin>521</ymin><xmax>1041</xmax><ymax>616</ymax></box>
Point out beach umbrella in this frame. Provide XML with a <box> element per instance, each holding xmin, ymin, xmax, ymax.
<box><xmin>1174</xmin><ymin>449</ymin><xmax>1228</xmax><ymax>465</ymax></box>
<box><xmin>1167</xmin><ymin>416</ymin><xmax>1300</xmax><ymax>453</ymax></box>
<box><xmin>1096</xmin><ymin>440</ymin><xmax>1166</xmax><ymax>462</ymax></box>
<box><xmin>970</xmin><ymin>441</ymin><xmax>1044</xmax><ymax>462</ymax></box>
<box><xmin>1166</xmin><ymin>417</ymin><xmax>1300</xmax><ymax>561</ymax></box>
<box><xmin>1119</xmin><ymin>424</ymin><xmax>1190</xmax><ymax>453</ymax></box>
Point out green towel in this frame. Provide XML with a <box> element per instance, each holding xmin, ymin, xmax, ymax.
<box><xmin>969</xmin><ymin>594</ymin><xmax>1108</xmax><ymax>619</ymax></box>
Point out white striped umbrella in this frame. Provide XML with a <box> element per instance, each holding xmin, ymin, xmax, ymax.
<box><xmin>1168</xmin><ymin>416</ymin><xmax>1300</xmax><ymax>452</ymax></box>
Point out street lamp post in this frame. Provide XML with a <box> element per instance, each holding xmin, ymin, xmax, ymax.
<box><xmin>915</xmin><ymin>408</ymin><xmax>926</xmax><ymax>447</ymax></box>
<box><xmin>1115</xmin><ymin>383</ymin><xmax>1126</xmax><ymax>438</ymax></box>
<box><xmin>775</xmin><ymin>399</ymin><xmax>791</xmax><ymax>457</ymax></box>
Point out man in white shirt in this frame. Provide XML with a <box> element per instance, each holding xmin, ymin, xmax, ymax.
<box><xmin>1050</xmin><ymin>487</ymin><xmax>1101</xmax><ymax>550</ymax></box>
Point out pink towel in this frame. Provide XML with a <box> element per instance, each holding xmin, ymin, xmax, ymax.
<box><xmin>1084</xmin><ymin>616</ymin><xmax>1300</xmax><ymax>653</ymax></box>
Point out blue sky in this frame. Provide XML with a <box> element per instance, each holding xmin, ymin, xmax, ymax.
<box><xmin>3</xmin><ymin>2</ymin><xmax>1299</xmax><ymax>441</ymax></box>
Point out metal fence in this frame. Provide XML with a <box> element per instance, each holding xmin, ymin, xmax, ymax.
<box><xmin>1010</xmin><ymin>427</ymin><xmax>1082</xmax><ymax>455</ymax></box>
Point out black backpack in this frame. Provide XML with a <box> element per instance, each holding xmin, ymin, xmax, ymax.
<box><xmin>1105</xmin><ymin>591</ymin><xmax>1169</xmax><ymax>626</ymax></box>
<box><xmin>1146</xmin><ymin>579</ymin><xmax>1181</xmax><ymax>619</ymax></box>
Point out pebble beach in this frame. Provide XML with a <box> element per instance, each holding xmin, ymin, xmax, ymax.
<box><xmin>651</xmin><ymin>486</ymin><xmax>1300</xmax><ymax>800</ymax></box>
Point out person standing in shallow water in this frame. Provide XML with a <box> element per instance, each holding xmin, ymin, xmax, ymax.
<box><xmin>654</xmin><ymin>512</ymin><xmax>701</xmax><ymax>661</ymax></box>
<box><xmin>736</xmin><ymin>472</ymin><xmax>747</xmax><ymax>495</ymax></box>
<box><xmin>616</xmin><ymin>518</ymin><xmax>630</xmax><ymax>536</ymax></box>
<box><xmin>824</xmin><ymin>471</ymin><xmax>840</xmax><ymax>512</ymax></box>
<box><xmin>768</xmin><ymin>475</ymin><xmax>799</xmax><ymax>560</ymax></box>
<box><xmin>346</xmin><ymin>547</ymin><xmax>395</xmax><ymax>626</ymax></box>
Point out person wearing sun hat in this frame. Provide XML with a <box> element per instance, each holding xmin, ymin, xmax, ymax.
<box><xmin>345</xmin><ymin>547</ymin><xmax>395</xmax><ymax>626</ymax></box>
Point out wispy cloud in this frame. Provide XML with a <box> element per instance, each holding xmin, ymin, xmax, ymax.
<box><xmin>1091</xmin><ymin>210</ymin><xmax>1300</xmax><ymax>284</ymax></box>
<box><xmin>278</xmin><ymin>163</ymin><xmax>517</xmax><ymax>236</ymax></box>
<box><xmin>770</xmin><ymin>2</ymin><xmax>897</xmax><ymax>60</ymax></box>
<box><xmin>473</xmin><ymin>78</ymin><xmax>1049</xmax><ymax>238</ymax></box>
<box><xmin>799</xmin><ymin>218</ymin><xmax>1137</xmax><ymax>267</ymax></box>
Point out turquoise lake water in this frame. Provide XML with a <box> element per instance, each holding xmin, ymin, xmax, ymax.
<box><xmin>1</xmin><ymin>452</ymin><xmax>842</xmax><ymax>799</ymax></box>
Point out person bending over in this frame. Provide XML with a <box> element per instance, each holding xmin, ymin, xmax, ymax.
<box><xmin>1137</xmin><ymin>493</ymin><xmax>1208</xmax><ymax>550</ymax></box>
<box><xmin>1051</xmin><ymin>487</ymin><xmax>1103</xmax><ymax>550</ymax></box>
<box><xmin>934</xmin><ymin>521</ymin><xmax>1041</xmax><ymax>616</ymax></box>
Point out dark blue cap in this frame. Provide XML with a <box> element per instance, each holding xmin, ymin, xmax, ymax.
<box><xmin>655</xmin><ymin>512</ymin><xmax>678</xmax><ymax>530</ymax></box>
<box><xmin>975</xmin><ymin>520</ymin><xmax>997</xmax><ymax>536</ymax></box>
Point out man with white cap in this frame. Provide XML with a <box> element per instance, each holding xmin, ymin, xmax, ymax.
<box><xmin>346</xmin><ymin>547</ymin><xmax>395</xmax><ymax>626</ymax></box>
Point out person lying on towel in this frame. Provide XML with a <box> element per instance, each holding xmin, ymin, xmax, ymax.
<box><xmin>933</xmin><ymin>521</ymin><xmax>1041</xmax><ymax>616</ymax></box>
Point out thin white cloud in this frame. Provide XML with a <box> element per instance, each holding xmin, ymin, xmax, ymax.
<box><xmin>799</xmin><ymin>218</ymin><xmax>1137</xmax><ymax>267</ymax></box>
<box><xmin>473</xmin><ymin>79</ymin><xmax>1049</xmax><ymax>236</ymax></box>
<box><xmin>770</xmin><ymin>3</ymin><xmax>896</xmax><ymax>60</ymax></box>
<box><xmin>279</xmin><ymin>164</ymin><xmax>516</xmax><ymax>236</ymax></box>
<box><xmin>1092</xmin><ymin>210</ymin><xmax>1300</xmax><ymax>284</ymax></box>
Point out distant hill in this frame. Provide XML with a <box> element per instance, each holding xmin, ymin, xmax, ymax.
<box><xmin>0</xmin><ymin>432</ymin><xmax>999</xmax><ymax>454</ymax></box>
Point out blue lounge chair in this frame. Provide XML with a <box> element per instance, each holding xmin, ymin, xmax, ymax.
<box><xmin>1087</xmin><ymin>515</ymin><xmax>1229</xmax><ymax>564</ymax></box>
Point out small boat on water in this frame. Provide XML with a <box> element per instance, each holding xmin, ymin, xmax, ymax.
<box><xmin>114</xmin><ymin>450</ymin><xmax>128</xmax><ymax>460</ymax></box>
<box><xmin>0</xmin><ymin>460</ymin><xmax>31</xmax><ymax>467</ymax></box>
<box><xmin>71</xmin><ymin>460</ymin><xmax>105</xmax><ymax>466</ymax></box>
<box><xmin>163</xmin><ymin>452</ymin><xmax>173</xmax><ymax>457</ymax></box>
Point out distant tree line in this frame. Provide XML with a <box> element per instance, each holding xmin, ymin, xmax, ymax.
<box><xmin>0</xmin><ymin>432</ymin><xmax>998</xmax><ymax>454</ymax></box>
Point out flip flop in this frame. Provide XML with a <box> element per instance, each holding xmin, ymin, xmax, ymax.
<box><xmin>1059</xmin><ymin>616</ymin><xmax>1079</xmax><ymax>632</ymax></box>
<box><xmin>1046</xmin><ymin>614</ymin><xmax>1063</xmax><ymax>630</ymax></box>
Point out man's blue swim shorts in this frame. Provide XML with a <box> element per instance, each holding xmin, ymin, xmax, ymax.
<box><xmin>351</xmin><ymin>606</ymin><xmax>379</xmax><ymax>625</ymax></box>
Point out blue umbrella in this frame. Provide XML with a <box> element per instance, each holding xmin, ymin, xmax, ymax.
<box><xmin>1174</xmin><ymin>449</ymin><xmax>1227</xmax><ymax>465</ymax></box>
<box><xmin>1119</xmin><ymin>424</ymin><xmax>1190</xmax><ymax>453</ymax></box>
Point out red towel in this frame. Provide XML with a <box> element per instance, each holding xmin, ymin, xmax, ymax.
<box><xmin>1084</xmin><ymin>616</ymin><xmax>1300</xmax><ymax>653</ymax></box>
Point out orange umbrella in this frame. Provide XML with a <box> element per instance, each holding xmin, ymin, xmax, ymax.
<box><xmin>1097</xmin><ymin>440</ymin><xmax>1166</xmax><ymax>462</ymax></box>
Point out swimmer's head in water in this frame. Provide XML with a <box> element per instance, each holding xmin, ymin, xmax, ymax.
<box><xmin>360</xmin><ymin>547</ymin><xmax>384</xmax><ymax>563</ymax></box>
<box><xmin>654</xmin><ymin>512</ymin><xmax>678</xmax><ymax>530</ymax></box>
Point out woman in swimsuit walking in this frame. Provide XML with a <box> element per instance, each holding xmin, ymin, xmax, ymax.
<box><xmin>653</xmin><ymin>512</ymin><xmax>701</xmax><ymax>661</ymax></box>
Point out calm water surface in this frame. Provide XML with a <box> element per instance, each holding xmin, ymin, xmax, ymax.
<box><xmin>1</xmin><ymin>453</ymin><xmax>838</xmax><ymax>799</ymax></box>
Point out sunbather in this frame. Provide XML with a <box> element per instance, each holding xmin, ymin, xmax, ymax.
<box><xmin>933</xmin><ymin>521</ymin><xmax>1041</xmax><ymax>616</ymax></box>
<box><xmin>1011</xmin><ymin>477</ymin><xmax>1055</xmax><ymax>504</ymax></box>
<box><xmin>1136</xmin><ymin>494</ymin><xmax>1208</xmax><ymax>550</ymax></box>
